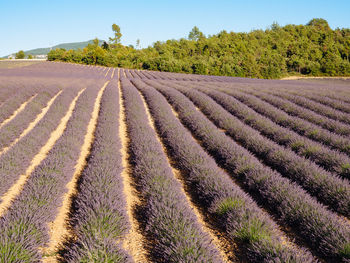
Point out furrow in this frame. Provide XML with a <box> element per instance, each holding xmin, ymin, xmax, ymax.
<box><xmin>215</xmin><ymin>86</ymin><xmax>350</xmax><ymax>156</ymax></box>
<box><xmin>244</xmin><ymin>88</ymin><xmax>350</xmax><ymax>137</ymax></box>
<box><xmin>187</xmin><ymin>84</ymin><xmax>350</xmax><ymax>181</ymax></box>
<box><xmin>0</xmin><ymin>87</ymin><xmax>81</xmax><ymax>198</ymax></box>
<box><xmin>118</xmin><ymin>72</ymin><xmax>149</xmax><ymax>263</ymax></box>
<box><xmin>0</xmin><ymin>91</ymin><xmax>57</xmax><ymax>155</ymax></box>
<box><xmin>105</xmin><ymin>67</ymin><xmax>111</xmax><ymax>77</ymax></box>
<box><xmin>138</xmin><ymin>88</ymin><xmax>233</xmax><ymax>262</ymax></box>
<box><xmin>132</xmin><ymin>78</ymin><xmax>316</xmax><ymax>263</ymax></box>
<box><xmin>0</xmin><ymin>88</ymin><xmax>37</xmax><ymax>124</ymax></box>
<box><xmin>0</xmin><ymin>89</ymin><xmax>84</xmax><ymax>217</ymax></box>
<box><xmin>42</xmin><ymin>81</ymin><xmax>108</xmax><ymax>262</ymax></box>
<box><xmin>58</xmin><ymin>79</ymin><xmax>132</xmax><ymax>262</ymax></box>
<box><xmin>169</xmin><ymin>81</ymin><xmax>350</xmax><ymax>191</ymax></box>
<box><xmin>0</xmin><ymin>94</ymin><xmax>37</xmax><ymax>130</ymax></box>
<box><xmin>0</xmin><ymin>90</ymin><xmax>63</xmax><ymax>156</ymax></box>
<box><xmin>138</xmin><ymin>79</ymin><xmax>350</xmax><ymax>262</ymax></box>
<box><xmin>111</xmin><ymin>68</ymin><xmax>116</xmax><ymax>79</ymax></box>
<box><xmin>121</xmin><ymin>78</ymin><xmax>224</xmax><ymax>262</ymax></box>
<box><xmin>0</xmin><ymin>79</ymin><xmax>102</xmax><ymax>262</ymax></box>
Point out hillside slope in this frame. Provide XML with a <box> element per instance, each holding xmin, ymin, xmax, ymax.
<box><xmin>6</xmin><ymin>39</ymin><xmax>105</xmax><ymax>57</ymax></box>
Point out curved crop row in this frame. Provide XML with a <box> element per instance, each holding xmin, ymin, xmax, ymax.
<box><xmin>139</xmin><ymin>79</ymin><xmax>350</xmax><ymax>262</ymax></box>
<box><xmin>0</xmin><ymin>83</ymin><xmax>21</xmax><ymax>105</ymax></box>
<box><xmin>60</xmin><ymin>80</ymin><xmax>132</xmax><ymax>262</ymax></box>
<box><xmin>215</xmin><ymin>87</ymin><xmax>350</xmax><ymax>156</ymax></box>
<box><xmin>157</xmin><ymin>80</ymin><xmax>350</xmax><ymax>216</ymax></box>
<box><xmin>294</xmin><ymin>91</ymin><xmax>350</xmax><ymax>114</ymax></box>
<box><xmin>259</xmin><ymin>86</ymin><xmax>350</xmax><ymax>115</ymax></box>
<box><xmin>121</xmin><ymin>77</ymin><xmax>223</xmax><ymax>262</ymax></box>
<box><xmin>0</xmin><ymin>83</ymin><xmax>100</xmax><ymax>262</ymax></box>
<box><xmin>0</xmin><ymin>86</ymin><xmax>39</xmax><ymax>125</ymax></box>
<box><xmin>123</xmin><ymin>69</ymin><xmax>133</xmax><ymax>79</ymax></box>
<box><xmin>242</xmin><ymin>88</ymin><xmax>350</xmax><ymax>137</ymax></box>
<box><xmin>270</xmin><ymin>91</ymin><xmax>350</xmax><ymax>126</ymax></box>
<box><xmin>0</xmin><ymin>89</ymin><xmax>59</xmax><ymax>153</ymax></box>
<box><xmin>131</xmin><ymin>79</ymin><xmax>316</xmax><ymax>263</ymax></box>
<box><xmin>43</xmin><ymin>80</ymin><xmax>109</xmax><ymax>260</ymax></box>
<box><xmin>0</xmin><ymin>87</ymin><xmax>81</xmax><ymax>198</ymax></box>
<box><xmin>170</xmin><ymin>82</ymin><xmax>350</xmax><ymax>180</ymax></box>
<box><xmin>320</xmin><ymin>90</ymin><xmax>350</xmax><ymax>104</ymax></box>
<box><xmin>0</xmin><ymin>94</ymin><xmax>37</xmax><ymax>131</ymax></box>
<box><xmin>139</xmin><ymin>71</ymin><xmax>153</xmax><ymax>80</ymax></box>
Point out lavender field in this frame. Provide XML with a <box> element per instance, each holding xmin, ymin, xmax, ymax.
<box><xmin>0</xmin><ymin>61</ymin><xmax>349</xmax><ymax>263</ymax></box>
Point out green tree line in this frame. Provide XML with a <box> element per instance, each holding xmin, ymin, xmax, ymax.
<box><xmin>48</xmin><ymin>19</ymin><xmax>350</xmax><ymax>79</ymax></box>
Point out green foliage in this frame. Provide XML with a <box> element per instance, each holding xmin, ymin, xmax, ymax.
<box><xmin>15</xmin><ymin>50</ymin><xmax>25</xmax><ymax>59</ymax></box>
<box><xmin>235</xmin><ymin>217</ymin><xmax>272</xmax><ymax>243</ymax></box>
<box><xmin>27</xmin><ymin>54</ymin><xmax>33</xmax><ymax>59</ymax></box>
<box><xmin>340</xmin><ymin>242</ymin><xmax>350</xmax><ymax>259</ymax></box>
<box><xmin>102</xmin><ymin>41</ymin><xmax>109</xmax><ymax>50</ymax></box>
<box><xmin>188</xmin><ymin>26</ymin><xmax>205</xmax><ymax>41</ymax></box>
<box><xmin>48</xmin><ymin>19</ymin><xmax>350</xmax><ymax>79</ymax></box>
<box><xmin>307</xmin><ymin>18</ymin><xmax>331</xmax><ymax>30</ymax></box>
<box><xmin>109</xmin><ymin>23</ymin><xmax>122</xmax><ymax>45</ymax></box>
<box><xmin>216</xmin><ymin>197</ymin><xmax>245</xmax><ymax>215</ymax></box>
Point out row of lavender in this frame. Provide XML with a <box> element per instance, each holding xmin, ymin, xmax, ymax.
<box><xmin>0</xmin><ymin>80</ymin><xmax>43</xmax><ymax>123</ymax></box>
<box><xmin>196</xmin><ymin>83</ymin><xmax>350</xmax><ymax>184</ymax></box>
<box><xmin>184</xmin><ymin>83</ymin><xmax>350</xmax><ymax>180</ymax></box>
<box><xmin>140</xmin><ymin>79</ymin><xmax>350</xmax><ymax>262</ymax></box>
<box><xmin>267</xmin><ymin>89</ymin><xmax>350</xmax><ymax>126</ymax></box>
<box><xmin>0</xmin><ymin>61</ymin><xmax>110</xmax><ymax>80</ymax></box>
<box><xmin>0</xmin><ymin>86</ymin><xmax>59</xmax><ymax>154</ymax></box>
<box><xmin>130</xmin><ymin>78</ymin><xmax>316</xmax><ymax>262</ymax></box>
<box><xmin>120</xmin><ymin>76</ymin><xmax>223</xmax><ymax>262</ymax></box>
<box><xmin>0</xmin><ymin>86</ymin><xmax>80</xmax><ymax>199</ymax></box>
<box><xmin>241</xmin><ymin>88</ymin><xmax>350</xmax><ymax>137</ymax></box>
<box><xmin>135</xmin><ymin>72</ymin><xmax>350</xmax><ymax>180</ymax></box>
<box><xmin>159</xmin><ymin>81</ymin><xmax>350</xmax><ymax>213</ymax></box>
<box><xmin>123</xmin><ymin>70</ymin><xmax>350</xmax><ymax>186</ymax></box>
<box><xmin>60</xmin><ymin>80</ymin><xmax>131</xmax><ymax>262</ymax></box>
<box><xmin>129</xmin><ymin>72</ymin><xmax>350</xmax><ymax>204</ymax></box>
<box><xmin>1</xmin><ymin>62</ymin><xmax>349</xmax><ymax>262</ymax></box>
<box><xmin>267</xmin><ymin>86</ymin><xmax>350</xmax><ymax>114</ymax></box>
<box><xmin>0</xmin><ymin>81</ymin><xmax>101</xmax><ymax>261</ymax></box>
<box><xmin>0</xmin><ymin>63</ymin><xmax>125</xmax><ymax>262</ymax></box>
<box><xmin>122</xmin><ymin>68</ymin><xmax>350</xmax><ymax>262</ymax></box>
<box><xmin>214</xmin><ymin>87</ymin><xmax>350</xmax><ymax>155</ymax></box>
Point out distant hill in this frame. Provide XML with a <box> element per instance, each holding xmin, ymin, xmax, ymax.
<box><xmin>5</xmin><ymin>39</ymin><xmax>105</xmax><ymax>57</ymax></box>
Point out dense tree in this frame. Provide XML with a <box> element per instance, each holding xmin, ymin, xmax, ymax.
<box><xmin>48</xmin><ymin>19</ymin><xmax>350</xmax><ymax>79</ymax></box>
<box><xmin>15</xmin><ymin>50</ymin><xmax>25</xmax><ymax>59</ymax></box>
<box><xmin>307</xmin><ymin>18</ymin><xmax>331</xmax><ymax>30</ymax></box>
<box><xmin>102</xmin><ymin>41</ymin><xmax>109</xmax><ymax>50</ymax></box>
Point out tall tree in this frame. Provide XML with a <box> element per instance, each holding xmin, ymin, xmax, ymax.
<box><xmin>109</xmin><ymin>24</ymin><xmax>122</xmax><ymax>44</ymax></box>
<box><xmin>188</xmin><ymin>26</ymin><xmax>204</xmax><ymax>41</ymax></box>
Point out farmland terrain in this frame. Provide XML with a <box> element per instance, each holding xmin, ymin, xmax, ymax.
<box><xmin>0</xmin><ymin>62</ymin><xmax>349</xmax><ymax>262</ymax></box>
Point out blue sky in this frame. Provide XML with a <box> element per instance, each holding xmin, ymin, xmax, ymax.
<box><xmin>0</xmin><ymin>0</ymin><xmax>349</xmax><ymax>56</ymax></box>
